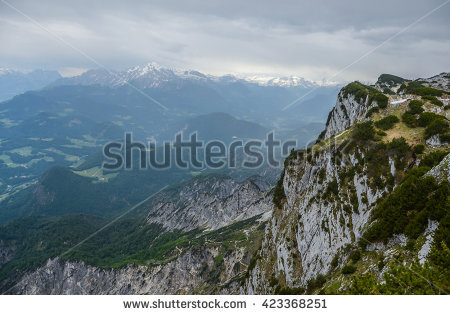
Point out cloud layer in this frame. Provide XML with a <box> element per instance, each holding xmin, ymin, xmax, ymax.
<box><xmin>1</xmin><ymin>0</ymin><xmax>449</xmax><ymax>81</ymax></box>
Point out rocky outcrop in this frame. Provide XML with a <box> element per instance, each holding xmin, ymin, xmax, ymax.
<box><xmin>417</xmin><ymin>72</ymin><xmax>450</xmax><ymax>91</ymax></box>
<box><xmin>415</xmin><ymin>154</ymin><xmax>449</xmax><ymax>265</ymax></box>
<box><xmin>426</xmin><ymin>134</ymin><xmax>449</xmax><ymax>148</ymax></box>
<box><xmin>427</xmin><ymin>153</ymin><xmax>450</xmax><ymax>183</ymax></box>
<box><xmin>8</xmin><ymin>244</ymin><xmax>250</xmax><ymax>294</ymax></box>
<box><xmin>144</xmin><ymin>175</ymin><xmax>272</xmax><ymax>231</ymax></box>
<box><xmin>243</xmin><ymin>147</ymin><xmax>389</xmax><ymax>293</ymax></box>
<box><xmin>323</xmin><ymin>91</ymin><xmax>370</xmax><ymax>139</ymax></box>
<box><xmin>417</xmin><ymin>220</ymin><xmax>439</xmax><ymax>265</ymax></box>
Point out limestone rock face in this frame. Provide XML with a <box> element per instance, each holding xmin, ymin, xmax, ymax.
<box><xmin>427</xmin><ymin>153</ymin><xmax>450</xmax><ymax>183</ymax></box>
<box><xmin>242</xmin><ymin>127</ymin><xmax>449</xmax><ymax>293</ymax></box>
<box><xmin>243</xmin><ymin>148</ymin><xmax>388</xmax><ymax>293</ymax></box>
<box><xmin>323</xmin><ymin>92</ymin><xmax>370</xmax><ymax>139</ymax></box>
<box><xmin>9</xmin><ymin>245</ymin><xmax>248</xmax><ymax>294</ymax></box>
<box><xmin>242</xmin><ymin>88</ymin><xmax>393</xmax><ymax>293</ymax></box>
<box><xmin>144</xmin><ymin>175</ymin><xmax>272</xmax><ymax>231</ymax></box>
<box><xmin>426</xmin><ymin>135</ymin><xmax>448</xmax><ymax>148</ymax></box>
<box><xmin>417</xmin><ymin>72</ymin><xmax>450</xmax><ymax>91</ymax></box>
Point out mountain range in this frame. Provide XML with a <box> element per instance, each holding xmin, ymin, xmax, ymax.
<box><xmin>0</xmin><ymin>69</ymin><xmax>61</xmax><ymax>102</ymax></box>
<box><xmin>0</xmin><ymin>63</ymin><xmax>336</xmax><ymax>208</ymax></box>
<box><xmin>54</xmin><ymin>62</ymin><xmax>330</xmax><ymax>89</ymax></box>
<box><xmin>0</xmin><ymin>69</ymin><xmax>448</xmax><ymax>294</ymax></box>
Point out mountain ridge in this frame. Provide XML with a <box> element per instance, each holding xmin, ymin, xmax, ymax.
<box><xmin>0</xmin><ymin>69</ymin><xmax>61</xmax><ymax>102</ymax></box>
<box><xmin>242</xmin><ymin>73</ymin><xmax>449</xmax><ymax>294</ymax></box>
<box><xmin>54</xmin><ymin>62</ymin><xmax>335</xmax><ymax>89</ymax></box>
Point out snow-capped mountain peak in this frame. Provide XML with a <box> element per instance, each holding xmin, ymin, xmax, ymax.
<box><xmin>243</xmin><ymin>75</ymin><xmax>317</xmax><ymax>88</ymax></box>
<box><xmin>54</xmin><ymin>62</ymin><xmax>330</xmax><ymax>88</ymax></box>
<box><xmin>127</xmin><ymin>62</ymin><xmax>165</xmax><ymax>74</ymax></box>
<box><xmin>0</xmin><ymin>68</ymin><xmax>16</xmax><ymax>76</ymax></box>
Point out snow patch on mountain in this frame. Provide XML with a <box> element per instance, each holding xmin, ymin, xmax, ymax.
<box><xmin>54</xmin><ymin>62</ymin><xmax>333</xmax><ymax>89</ymax></box>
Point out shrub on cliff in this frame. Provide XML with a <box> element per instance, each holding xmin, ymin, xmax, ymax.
<box><xmin>375</xmin><ymin>115</ymin><xmax>399</xmax><ymax>130</ymax></box>
<box><xmin>352</xmin><ymin>121</ymin><xmax>375</xmax><ymax>142</ymax></box>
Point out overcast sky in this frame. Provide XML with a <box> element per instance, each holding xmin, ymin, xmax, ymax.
<box><xmin>0</xmin><ymin>0</ymin><xmax>449</xmax><ymax>82</ymax></box>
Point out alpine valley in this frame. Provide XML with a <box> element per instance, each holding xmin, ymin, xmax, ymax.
<box><xmin>0</xmin><ymin>67</ymin><xmax>449</xmax><ymax>295</ymax></box>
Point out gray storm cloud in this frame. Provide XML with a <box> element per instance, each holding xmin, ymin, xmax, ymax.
<box><xmin>0</xmin><ymin>0</ymin><xmax>449</xmax><ymax>81</ymax></box>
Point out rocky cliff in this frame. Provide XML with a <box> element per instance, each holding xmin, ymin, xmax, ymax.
<box><xmin>9</xmin><ymin>244</ymin><xmax>251</xmax><ymax>294</ymax></box>
<box><xmin>323</xmin><ymin>93</ymin><xmax>370</xmax><ymax>139</ymax></box>
<box><xmin>143</xmin><ymin>174</ymin><xmax>272</xmax><ymax>231</ymax></box>
<box><xmin>243</xmin><ymin>76</ymin><xmax>449</xmax><ymax>294</ymax></box>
